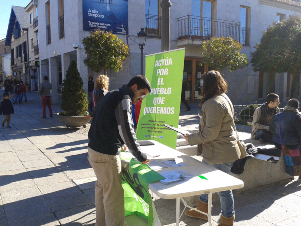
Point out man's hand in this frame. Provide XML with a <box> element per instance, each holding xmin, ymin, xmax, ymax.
<box><xmin>141</xmin><ymin>159</ymin><xmax>150</xmax><ymax>164</ymax></box>
<box><xmin>86</xmin><ymin>114</ymin><xmax>92</xmax><ymax>119</ymax></box>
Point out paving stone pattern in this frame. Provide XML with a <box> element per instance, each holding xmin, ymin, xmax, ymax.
<box><xmin>0</xmin><ymin>91</ymin><xmax>300</xmax><ymax>226</ymax></box>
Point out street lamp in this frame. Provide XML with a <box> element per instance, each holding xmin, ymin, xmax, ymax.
<box><xmin>137</xmin><ymin>28</ymin><xmax>147</xmax><ymax>75</ymax></box>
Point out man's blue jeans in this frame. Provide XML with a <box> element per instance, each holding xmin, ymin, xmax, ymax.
<box><xmin>14</xmin><ymin>94</ymin><xmax>21</xmax><ymax>103</ymax></box>
<box><xmin>200</xmin><ymin>160</ymin><xmax>235</xmax><ymax>218</ymax></box>
<box><xmin>21</xmin><ymin>93</ymin><xmax>27</xmax><ymax>102</ymax></box>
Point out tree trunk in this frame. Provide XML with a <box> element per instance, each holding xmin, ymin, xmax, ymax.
<box><xmin>290</xmin><ymin>65</ymin><xmax>300</xmax><ymax>98</ymax></box>
<box><xmin>291</xmin><ymin>73</ymin><xmax>300</xmax><ymax>98</ymax></box>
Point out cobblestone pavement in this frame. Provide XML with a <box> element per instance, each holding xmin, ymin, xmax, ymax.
<box><xmin>0</xmin><ymin>91</ymin><xmax>300</xmax><ymax>226</ymax></box>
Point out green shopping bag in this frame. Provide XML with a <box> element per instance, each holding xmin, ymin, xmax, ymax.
<box><xmin>120</xmin><ymin>152</ymin><xmax>164</xmax><ymax>226</ymax></box>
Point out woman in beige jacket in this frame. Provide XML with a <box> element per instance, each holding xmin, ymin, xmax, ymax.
<box><xmin>184</xmin><ymin>70</ymin><xmax>243</xmax><ymax>226</ymax></box>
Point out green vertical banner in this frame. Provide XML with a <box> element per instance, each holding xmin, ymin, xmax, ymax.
<box><xmin>136</xmin><ymin>48</ymin><xmax>185</xmax><ymax>149</ymax></box>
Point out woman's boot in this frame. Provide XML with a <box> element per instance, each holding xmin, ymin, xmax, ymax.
<box><xmin>185</xmin><ymin>200</ymin><xmax>208</xmax><ymax>220</ymax></box>
<box><xmin>217</xmin><ymin>215</ymin><xmax>235</xmax><ymax>226</ymax></box>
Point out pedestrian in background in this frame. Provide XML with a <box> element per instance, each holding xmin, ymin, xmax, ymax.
<box><xmin>270</xmin><ymin>98</ymin><xmax>301</xmax><ymax>178</ymax></box>
<box><xmin>184</xmin><ymin>70</ymin><xmax>244</xmax><ymax>226</ymax></box>
<box><xmin>181</xmin><ymin>81</ymin><xmax>191</xmax><ymax>111</ymax></box>
<box><xmin>270</xmin><ymin>98</ymin><xmax>301</xmax><ymax>150</ymax></box>
<box><xmin>88</xmin><ymin>76</ymin><xmax>94</xmax><ymax>101</ymax></box>
<box><xmin>4</xmin><ymin>79</ymin><xmax>10</xmax><ymax>94</ymax></box>
<box><xmin>14</xmin><ymin>81</ymin><xmax>22</xmax><ymax>104</ymax></box>
<box><xmin>40</xmin><ymin>76</ymin><xmax>53</xmax><ymax>118</ymax></box>
<box><xmin>87</xmin><ymin>75</ymin><xmax>108</xmax><ymax>119</ymax></box>
<box><xmin>0</xmin><ymin>93</ymin><xmax>14</xmax><ymax>128</ymax></box>
<box><xmin>20</xmin><ymin>81</ymin><xmax>27</xmax><ymax>102</ymax></box>
<box><xmin>251</xmin><ymin>93</ymin><xmax>280</xmax><ymax>143</ymax></box>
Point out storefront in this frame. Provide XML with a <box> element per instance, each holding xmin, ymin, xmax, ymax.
<box><xmin>183</xmin><ymin>57</ymin><xmax>208</xmax><ymax>102</ymax></box>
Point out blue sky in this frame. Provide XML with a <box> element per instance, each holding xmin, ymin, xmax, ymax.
<box><xmin>0</xmin><ymin>0</ymin><xmax>29</xmax><ymax>41</ymax></box>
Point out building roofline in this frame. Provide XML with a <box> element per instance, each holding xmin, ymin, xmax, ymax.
<box><xmin>25</xmin><ymin>1</ymin><xmax>34</xmax><ymax>12</ymax></box>
<box><xmin>260</xmin><ymin>0</ymin><xmax>301</xmax><ymax>12</ymax></box>
<box><xmin>5</xmin><ymin>6</ymin><xmax>28</xmax><ymax>46</ymax></box>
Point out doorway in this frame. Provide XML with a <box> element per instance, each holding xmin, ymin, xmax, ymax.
<box><xmin>183</xmin><ymin>58</ymin><xmax>207</xmax><ymax>102</ymax></box>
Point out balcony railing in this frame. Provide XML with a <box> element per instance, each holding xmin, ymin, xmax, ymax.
<box><xmin>177</xmin><ymin>15</ymin><xmax>241</xmax><ymax>43</ymax></box>
<box><xmin>240</xmin><ymin>27</ymin><xmax>251</xmax><ymax>46</ymax></box>
<box><xmin>33</xmin><ymin>16</ymin><xmax>38</xmax><ymax>28</ymax></box>
<box><xmin>34</xmin><ymin>44</ymin><xmax>39</xmax><ymax>55</ymax></box>
<box><xmin>145</xmin><ymin>14</ymin><xmax>161</xmax><ymax>38</ymax></box>
<box><xmin>47</xmin><ymin>24</ymin><xmax>51</xmax><ymax>44</ymax></box>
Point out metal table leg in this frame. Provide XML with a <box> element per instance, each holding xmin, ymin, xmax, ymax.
<box><xmin>208</xmin><ymin>192</ymin><xmax>213</xmax><ymax>226</ymax></box>
<box><xmin>176</xmin><ymin>197</ymin><xmax>180</xmax><ymax>226</ymax></box>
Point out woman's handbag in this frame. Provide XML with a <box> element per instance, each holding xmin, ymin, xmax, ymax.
<box><xmin>279</xmin><ymin>113</ymin><xmax>301</xmax><ymax>176</ymax></box>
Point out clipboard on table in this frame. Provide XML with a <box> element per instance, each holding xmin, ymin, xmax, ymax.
<box><xmin>164</xmin><ymin>124</ymin><xmax>190</xmax><ymax>136</ymax></box>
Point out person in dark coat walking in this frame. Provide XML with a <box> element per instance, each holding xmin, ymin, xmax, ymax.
<box><xmin>0</xmin><ymin>93</ymin><xmax>14</xmax><ymax>128</ymax></box>
<box><xmin>88</xmin><ymin>76</ymin><xmax>94</xmax><ymax>101</ymax></box>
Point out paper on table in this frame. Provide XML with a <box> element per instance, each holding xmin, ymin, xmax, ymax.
<box><xmin>163</xmin><ymin>160</ymin><xmax>186</xmax><ymax>168</ymax></box>
<box><xmin>148</xmin><ymin>160</ymin><xmax>169</xmax><ymax>171</ymax></box>
<box><xmin>160</xmin><ymin>171</ymin><xmax>184</xmax><ymax>184</ymax></box>
<box><xmin>175</xmin><ymin>157</ymin><xmax>183</xmax><ymax>164</ymax></box>
<box><xmin>160</xmin><ymin>170</ymin><xmax>193</xmax><ymax>185</ymax></box>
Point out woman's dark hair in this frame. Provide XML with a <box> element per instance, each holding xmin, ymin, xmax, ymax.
<box><xmin>127</xmin><ymin>75</ymin><xmax>151</xmax><ymax>93</ymax></box>
<box><xmin>201</xmin><ymin>70</ymin><xmax>228</xmax><ymax>103</ymax></box>
<box><xmin>3</xmin><ymin>92</ymin><xmax>9</xmax><ymax>97</ymax></box>
<box><xmin>287</xmin><ymin>98</ymin><xmax>299</xmax><ymax>109</ymax></box>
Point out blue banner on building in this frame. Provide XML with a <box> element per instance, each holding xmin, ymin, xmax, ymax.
<box><xmin>83</xmin><ymin>0</ymin><xmax>128</xmax><ymax>35</ymax></box>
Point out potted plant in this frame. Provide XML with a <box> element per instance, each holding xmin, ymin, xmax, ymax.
<box><xmin>57</xmin><ymin>60</ymin><xmax>89</xmax><ymax>128</ymax></box>
<box><xmin>82</xmin><ymin>30</ymin><xmax>129</xmax><ymax>74</ymax></box>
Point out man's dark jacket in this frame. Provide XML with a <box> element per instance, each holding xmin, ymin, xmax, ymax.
<box><xmin>0</xmin><ymin>99</ymin><xmax>14</xmax><ymax>115</ymax></box>
<box><xmin>88</xmin><ymin>85</ymin><xmax>147</xmax><ymax>162</ymax></box>
<box><xmin>270</xmin><ymin>109</ymin><xmax>301</xmax><ymax>147</ymax></box>
<box><xmin>88</xmin><ymin>81</ymin><xmax>94</xmax><ymax>93</ymax></box>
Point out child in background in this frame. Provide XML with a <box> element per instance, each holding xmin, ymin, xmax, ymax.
<box><xmin>0</xmin><ymin>93</ymin><xmax>14</xmax><ymax>128</ymax></box>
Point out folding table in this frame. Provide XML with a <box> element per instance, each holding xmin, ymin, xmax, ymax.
<box><xmin>139</xmin><ymin>140</ymin><xmax>244</xmax><ymax>226</ymax></box>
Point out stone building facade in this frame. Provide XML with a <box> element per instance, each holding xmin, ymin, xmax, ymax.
<box><xmin>34</xmin><ymin>0</ymin><xmax>301</xmax><ymax>104</ymax></box>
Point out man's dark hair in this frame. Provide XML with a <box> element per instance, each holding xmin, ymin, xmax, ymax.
<box><xmin>127</xmin><ymin>75</ymin><xmax>151</xmax><ymax>93</ymax></box>
<box><xmin>3</xmin><ymin>93</ymin><xmax>9</xmax><ymax>97</ymax></box>
<box><xmin>266</xmin><ymin>93</ymin><xmax>279</xmax><ymax>103</ymax></box>
<box><xmin>287</xmin><ymin>98</ymin><xmax>299</xmax><ymax>109</ymax></box>
<box><xmin>44</xmin><ymin>76</ymin><xmax>49</xmax><ymax>81</ymax></box>
<box><xmin>89</xmin><ymin>76</ymin><xmax>93</xmax><ymax>79</ymax></box>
